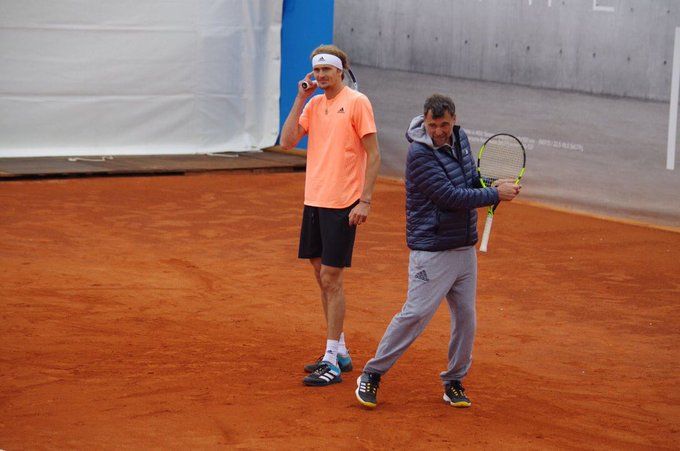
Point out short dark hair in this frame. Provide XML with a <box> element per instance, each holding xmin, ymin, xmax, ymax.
<box><xmin>423</xmin><ymin>94</ymin><xmax>456</xmax><ymax>118</ymax></box>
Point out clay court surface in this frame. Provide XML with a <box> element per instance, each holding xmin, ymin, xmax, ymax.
<box><xmin>1</xmin><ymin>172</ymin><xmax>678</xmax><ymax>449</ymax></box>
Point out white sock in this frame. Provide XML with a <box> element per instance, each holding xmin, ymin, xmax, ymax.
<box><xmin>323</xmin><ymin>339</ymin><xmax>339</xmax><ymax>366</ymax></box>
<box><xmin>338</xmin><ymin>332</ymin><xmax>349</xmax><ymax>356</ymax></box>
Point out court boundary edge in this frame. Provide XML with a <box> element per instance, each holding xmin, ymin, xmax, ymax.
<box><xmin>376</xmin><ymin>175</ymin><xmax>680</xmax><ymax>234</ymax></box>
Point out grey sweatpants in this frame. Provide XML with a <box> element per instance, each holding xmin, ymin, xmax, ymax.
<box><xmin>363</xmin><ymin>246</ymin><xmax>477</xmax><ymax>383</ymax></box>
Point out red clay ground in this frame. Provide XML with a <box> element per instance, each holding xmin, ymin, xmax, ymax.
<box><xmin>1</xmin><ymin>172</ymin><xmax>678</xmax><ymax>450</ymax></box>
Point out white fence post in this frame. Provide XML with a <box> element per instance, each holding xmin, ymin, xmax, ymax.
<box><xmin>667</xmin><ymin>27</ymin><xmax>680</xmax><ymax>171</ymax></box>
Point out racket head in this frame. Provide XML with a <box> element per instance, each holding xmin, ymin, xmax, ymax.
<box><xmin>343</xmin><ymin>68</ymin><xmax>358</xmax><ymax>90</ymax></box>
<box><xmin>477</xmin><ymin>133</ymin><xmax>526</xmax><ymax>188</ymax></box>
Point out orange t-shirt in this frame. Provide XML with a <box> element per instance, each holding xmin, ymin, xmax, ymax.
<box><xmin>298</xmin><ymin>86</ymin><xmax>377</xmax><ymax>208</ymax></box>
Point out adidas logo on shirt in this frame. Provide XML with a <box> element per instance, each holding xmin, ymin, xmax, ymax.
<box><xmin>337</xmin><ymin>107</ymin><xmax>345</xmax><ymax>113</ymax></box>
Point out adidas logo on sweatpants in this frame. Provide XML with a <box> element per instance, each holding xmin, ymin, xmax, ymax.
<box><xmin>414</xmin><ymin>270</ymin><xmax>429</xmax><ymax>282</ymax></box>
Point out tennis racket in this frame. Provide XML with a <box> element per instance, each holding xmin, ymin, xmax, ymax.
<box><xmin>301</xmin><ymin>68</ymin><xmax>358</xmax><ymax>91</ymax></box>
<box><xmin>477</xmin><ymin>133</ymin><xmax>526</xmax><ymax>252</ymax></box>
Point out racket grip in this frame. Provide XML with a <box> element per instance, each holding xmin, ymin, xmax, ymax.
<box><xmin>479</xmin><ymin>214</ymin><xmax>494</xmax><ymax>253</ymax></box>
<box><xmin>301</xmin><ymin>80</ymin><xmax>317</xmax><ymax>90</ymax></box>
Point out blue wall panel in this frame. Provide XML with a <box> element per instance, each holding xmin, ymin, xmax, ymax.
<box><xmin>279</xmin><ymin>0</ymin><xmax>334</xmax><ymax>148</ymax></box>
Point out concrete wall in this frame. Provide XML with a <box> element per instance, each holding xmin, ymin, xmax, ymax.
<box><xmin>334</xmin><ymin>0</ymin><xmax>680</xmax><ymax>101</ymax></box>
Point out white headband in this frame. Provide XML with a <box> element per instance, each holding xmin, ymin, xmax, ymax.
<box><xmin>312</xmin><ymin>53</ymin><xmax>343</xmax><ymax>71</ymax></box>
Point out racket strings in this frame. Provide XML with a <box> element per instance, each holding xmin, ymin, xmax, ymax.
<box><xmin>479</xmin><ymin>138</ymin><xmax>524</xmax><ymax>186</ymax></box>
<box><xmin>343</xmin><ymin>69</ymin><xmax>358</xmax><ymax>90</ymax></box>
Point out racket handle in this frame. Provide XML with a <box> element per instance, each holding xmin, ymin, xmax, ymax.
<box><xmin>479</xmin><ymin>213</ymin><xmax>494</xmax><ymax>253</ymax></box>
<box><xmin>301</xmin><ymin>80</ymin><xmax>317</xmax><ymax>90</ymax></box>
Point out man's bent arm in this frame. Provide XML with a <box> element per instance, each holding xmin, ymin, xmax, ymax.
<box><xmin>407</xmin><ymin>147</ymin><xmax>498</xmax><ymax>210</ymax></box>
<box><xmin>359</xmin><ymin>132</ymin><xmax>381</xmax><ymax>202</ymax></box>
<box><xmin>280</xmin><ymin>95</ymin><xmax>308</xmax><ymax>150</ymax></box>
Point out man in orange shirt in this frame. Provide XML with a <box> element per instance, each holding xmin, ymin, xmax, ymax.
<box><xmin>280</xmin><ymin>44</ymin><xmax>381</xmax><ymax>386</ymax></box>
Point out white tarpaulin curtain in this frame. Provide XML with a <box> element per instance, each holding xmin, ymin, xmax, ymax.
<box><xmin>0</xmin><ymin>0</ymin><xmax>282</xmax><ymax>157</ymax></box>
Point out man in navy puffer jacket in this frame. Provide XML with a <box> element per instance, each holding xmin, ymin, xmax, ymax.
<box><xmin>355</xmin><ymin>94</ymin><xmax>520</xmax><ymax>409</ymax></box>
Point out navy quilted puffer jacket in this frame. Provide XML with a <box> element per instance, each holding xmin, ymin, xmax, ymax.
<box><xmin>405</xmin><ymin>115</ymin><xmax>499</xmax><ymax>251</ymax></box>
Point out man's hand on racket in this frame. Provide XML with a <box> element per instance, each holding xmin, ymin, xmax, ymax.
<box><xmin>349</xmin><ymin>202</ymin><xmax>370</xmax><ymax>226</ymax></box>
<box><xmin>493</xmin><ymin>179</ymin><xmax>521</xmax><ymax>201</ymax></box>
<box><xmin>298</xmin><ymin>72</ymin><xmax>317</xmax><ymax>96</ymax></box>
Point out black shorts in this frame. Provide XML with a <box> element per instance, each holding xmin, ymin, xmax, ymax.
<box><xmin>298</xmin><ymin>200</ymin><xmax>359</xmax><ymax>268</ymax></box>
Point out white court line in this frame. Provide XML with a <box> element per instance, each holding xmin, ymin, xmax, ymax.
<box><xmin>67</xmin><ymin>156</ymin><xmax>114</xmax><ymax>162</ymax></box>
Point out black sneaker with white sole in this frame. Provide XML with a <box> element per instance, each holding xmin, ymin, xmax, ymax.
<box><xmin>304</xmin><ymin>353</ymin><xmax>353</xmax><ymax>373</ymax></box>
<box><xmin>443</xmin><ymin>380</ymin><xmax>471</xmax><ymax>407</ymax></box>
<box><xmin>355</xmin><ymin>372</ymin><xmax>381</xmax><ymax>408</ymax></box>
<box><xmin>303</xmin><ymin>361</ymin><xmax>342</xmax><ymax>386</ymax></box>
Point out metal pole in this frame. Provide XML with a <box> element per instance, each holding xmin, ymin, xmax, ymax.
<box><xmin>667</xmin><ymin>27</ymin><xmax>680</xmax><ymax>171</ymax></box>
